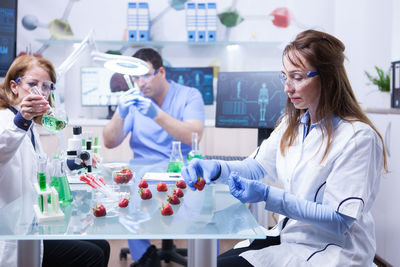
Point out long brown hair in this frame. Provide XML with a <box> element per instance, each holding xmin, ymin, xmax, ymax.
<box><xmin>0</xmin><ymin>55</ymin><xmax>56</xmax><ymax>124</ymax></box>
<box><xmin>280</xmin><ymin>30</ymin><xmax>387</xmax><ymax>171</ymax></box>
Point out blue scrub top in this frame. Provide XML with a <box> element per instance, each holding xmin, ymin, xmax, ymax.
<box><xmin>125</xmin><ymin>81</ymin><xmax>205</xmax><ymax>161</ymax></box>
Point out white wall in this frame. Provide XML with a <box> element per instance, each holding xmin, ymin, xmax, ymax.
<box><xmin>16</xmin><ymin>0</ymin><xmax>396</xmax><ymax>120</ymax></box>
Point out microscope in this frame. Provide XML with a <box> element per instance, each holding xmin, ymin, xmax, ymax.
<box><xmin>66</xmin><ymin>126</ymin><xmax>93</xmax><ymax>173</ymax></box>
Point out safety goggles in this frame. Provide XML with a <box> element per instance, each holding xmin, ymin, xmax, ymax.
<box><xmin>132</xmin><ymin>68</ymin><xmax>159</xmax><ymax>83</ymax></box>
<box><xmin>15</xmin><ymin>76</ymin><xmax>56</xmax><ymax>95</ymax></box>
<box><xmin>280</xmin><ymin>71</ymin><xmax>319</xmax><ymax>89</ymax></box>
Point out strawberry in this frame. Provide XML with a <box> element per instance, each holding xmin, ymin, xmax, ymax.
<box><xmin>193</xmin><ymin>177</ymin><xmax>206</xmax><ymax>191</ymax></box>
<box><xmin>161</xmin><ymin>203</ymin><xmax>173</xmax><ymax>216</ymax></box>
<box><xmin>114</xmin><ymin>167</ymin><xmax>133</xmax><ymax>184</ymax></box>
<box><xmin>176</xmin><ymin>180</ymin><xmax>187</xmax><ymax>189</ymax></box>
<box><xmin>120</xmin><ymin>167</ymin><xmax>133</xmax><ymax>181</ymax></box>
<box><xmin>92</xmin><ymin>204</ymin><xmax>106</xmax><ymax>217</ymax></box>
<box><xmin>167</xmin><ymin>194</ymin><xmax>181</xmax><ymax>205</ymax></box>
<box><xmin>138</xmin><ymin>179</ymin><xmax>148</xmax><ymax>188</ymax></box>
<box><xmin>157</xmin><ymin>182</ymin><xmax>168</xmax><ymax>192</ymax></box>
<box><xmin>173</xmin><ymin>188</ymin><xmax>184</xmax><ymax>198</ymax></box>
<box><xmin>139</xmin><ymin>188</ymin><xmax>152</xmax><ymax>200</ymax></box>
<box><xmin>118</xmin><ymin>198</ymin><xmax>130</xmax><ymax>208</ymax></box>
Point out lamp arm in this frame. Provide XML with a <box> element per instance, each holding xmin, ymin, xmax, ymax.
<box><xmin>56</xmin><ymin>29</ymin><xmax>96</xmax><ymax>79</ymax></box>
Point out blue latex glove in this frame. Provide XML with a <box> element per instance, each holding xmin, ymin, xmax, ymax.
<box><xmin>132</xmin><ymin>95</ymin><xmax>159</xmax><ymax>119</ymax></box>
<box><xmin>117</xmin><ymin>90</ymin><xmax>138</xmax><ymax>119</ymax></box>
<box><xmin>181</xmin><ymin>159</ymin><xmax>220</xmax><ymax>191</ymax></box>
<box><xmin>228</xmin><ymin>172</ymin><xmax>269</xmax><ymax>203</ymax></box>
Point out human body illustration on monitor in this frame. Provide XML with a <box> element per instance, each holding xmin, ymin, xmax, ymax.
<box><xmin>215</xmin><ymin>71</ymin><xmax>286</xmax><ymax>129</ymax></box>
<box><xmin>165</xmin><ymin>67</ymin><xmax>213</xmax><ymax>105</ymax></box>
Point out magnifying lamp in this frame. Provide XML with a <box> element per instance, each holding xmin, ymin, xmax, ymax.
<box><xmin>53</xmin><ymin>29</ymin><xmax>149</xmax><ymax>150</ymax></box>
<box><xmin>57</xmin><ymin>29</ymin><xmax>149</xmax><ymax>79</ymax></box>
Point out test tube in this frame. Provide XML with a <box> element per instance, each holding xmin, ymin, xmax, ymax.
<box><xmin>37</xmin><ymin>155</ymin><xmax>47</xmax><ymax>191</ymax></box>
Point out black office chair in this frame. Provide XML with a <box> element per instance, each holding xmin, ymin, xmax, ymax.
<box><xmin>120</xmin><ymin>240</ymin><xmax>187</xmax><ymax>266</ymax></box>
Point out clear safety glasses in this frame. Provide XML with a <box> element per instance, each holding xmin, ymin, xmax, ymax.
<box><xmin>280</xmin><ymin>71</ymin><xmax>319</xmax><ymax>90</ymax></box>
<box><xmin>15</xmin><ymin>76</ymin><xmax>56</xmax><ymax>95</ymax></box>
<box><xmin>132</xmin><ymin>68</ymin><xmax>159</xmax><ymax>83</ymax></box>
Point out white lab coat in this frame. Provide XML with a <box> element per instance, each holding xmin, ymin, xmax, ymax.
<box><xmin>241</xmin><ymin>118</ymin><xmax>383</xmax><ymax>267</ymax></box>
<box><xmin>0</xmin><ymin>108</ymin><xmax>44</xmax><ymax>266</ymax></box>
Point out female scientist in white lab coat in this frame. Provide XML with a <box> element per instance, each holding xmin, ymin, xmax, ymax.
<box><xmin>182</xmin><ymin>30</ymin><xmax>387</xmax><ymax>267</ymax></box>
<box><xmin>0</xmin><ymin>55</ymin><xmax>110</xmax><ymax>267</ymax></box>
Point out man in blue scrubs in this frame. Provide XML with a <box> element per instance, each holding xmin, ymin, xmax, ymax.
<box><xmin>103</xmin><ymin>48</ymin><xmax>205</xmax><ymax>266</ymax></box>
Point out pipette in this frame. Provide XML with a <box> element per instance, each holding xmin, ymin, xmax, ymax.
<box><xmin>29</xmin><ymin>86</ymin><xmax>55</xmax><ymax>116</ymax></box>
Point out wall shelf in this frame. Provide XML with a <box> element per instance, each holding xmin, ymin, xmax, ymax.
<box><xmin>36</xmin><ymin>39</ymin><xmax>283</xmax><ymax>50</ymax></box>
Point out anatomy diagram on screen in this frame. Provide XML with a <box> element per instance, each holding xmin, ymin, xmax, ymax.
<box><xmin>258</xmin><ymin>83</ymin><xmax>269</xmax><ymax>122</ymax></box>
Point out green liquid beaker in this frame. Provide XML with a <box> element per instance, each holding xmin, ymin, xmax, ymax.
<box><xmin>187</xmin><ymin>152</ymin><xmax>203</xmax><ymax>161</ymax></box>
<box><xmin>50</xmin><ymin>176</ymin><xmax>73</xmax><ymax>205</ymax></box>
<box><xmin>187</xmin><ymin>132</ymin><xmax>202</xmax><ymax>162</ymax></box>
<box><xmin>167</xmin><ymin>161</ymin><xmax>184</xmax><ymax>173</ymax></box>
<box><xmin>42</xmin><ymin>113</ymin><xmax>68</xmax><ymax>133</ymax></box>
<box><xmin>168</xmin><ymin>141</ymin><xmax>184</xmax><ymax>173</ymax></box>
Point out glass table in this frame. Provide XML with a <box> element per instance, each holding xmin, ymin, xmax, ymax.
<box><xmin>0</xmin><ymin>159</ymin><xmax>265</xmax><ymax>267</ymax></box>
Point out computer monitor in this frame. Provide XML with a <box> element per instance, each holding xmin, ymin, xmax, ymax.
<box><xmin>81</xmin><ymin>67</ymin><xmax>132</xmax><ymax>118</ymax></box>
<box><xmin>165</xmin><ymin>67</ymin><xmax>213</xmax><ymax>105</ymax></box>
<box><xmin>215</xmin><ymin>71</ymin><xmax>287</xmax><ymax>145</ymax></box>
<box><xmin>81</xmin><ymin>67</ymin><xmax>126</xmax><ymax>106</ymax></box>
<box><xmin>0</xmin><ymin>0</ymin><xmax>17</xmax><ymax>77</ymax></box>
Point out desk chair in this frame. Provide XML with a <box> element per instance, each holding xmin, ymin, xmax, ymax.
<box><xmin>120</xmin><ymin>240</ymin><xmax>187</xmax><ymax>266</ymax></box>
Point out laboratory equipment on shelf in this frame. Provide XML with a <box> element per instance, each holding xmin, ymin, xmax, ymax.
<box><xmin>167</xmin><ymin>141</ymin><xmax>184</xmax><ymax>173</ymax></box>
<box><xmin>187</xmin><ymin>132</ymin><xmax>202</xmax><ymax>161</ymax></box>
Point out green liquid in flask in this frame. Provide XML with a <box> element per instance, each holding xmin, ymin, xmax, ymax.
<box><xmin>187</xmin><ymin>152</ymin><xmax>203</xmax><ymax>162</ymax></box>
<box><xmin>167</xmin><ymin>161</ymin><xmax>184</xmax><ymax>173</ymax></box>
<box><xmin>42</xmin><ymin>114</ymin><xmax>67</xmax><ymax>132</ymax></box>
<box><xmin>50</xmin><ymin>176</ymin><xmax>73</xmax><ymax>205</ymax></box>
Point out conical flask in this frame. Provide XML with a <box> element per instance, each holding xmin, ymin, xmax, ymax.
<box><xmin>187</xmin><ymin>132</ymin><xmax>203</xmax><ymax>161</ymax></box>
<box><xmin>167</xmin><ymin>141</ymin><xmax>184</xmax><ymax>173</ymax></box>
<box><xmin>50</xmin><ymin>157</ymin><xmax>73</xmax><ymax>205</ymax></box>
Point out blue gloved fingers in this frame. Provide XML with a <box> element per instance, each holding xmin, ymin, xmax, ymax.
<box><xmin>181</xmin><ymin>161</ymin><xmax>199</xmax><ymax>191</ymax></box>
<box><xmin>118</xmin><ymin>91</ymin><xmax>140</xmax><ymax>119</ymax></box>
<box><xmin>228</xmin><ymin>172</ymin><xmax>245</xmax><ymax>201</ymax></box>
<box><xmin>228</xmin><ymin>173</ymin><xmax>269</xmax><ymax>203</ymax></box>
<box><xmin>131</xmin><ymin>95</ymin><xmax>159</xmax><ymax>119</ymax></box>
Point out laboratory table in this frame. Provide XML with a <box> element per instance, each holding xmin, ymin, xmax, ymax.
<box><xmin>0</xmin><ymin>159</ymin><xmax>265</xmax><ymax>267</ymax></box>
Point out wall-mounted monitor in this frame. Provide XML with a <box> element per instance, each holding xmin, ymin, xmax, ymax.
<box><xmin>215</xmin><ymin>71</ymin><xmax>287</xmax><ymax>144</ymax></box>
<box><xmin>165</xmin><ymin>67</ymin><xmax>214</xmax><ymax>105</ymax></box>
<box><xmin>80</xmin><ymin>67</ymin><xmax>126</xmax><ymax>107</ymax></box>
<box><xmin>0</xmin><ymin>0</ymin><xmax>17</xmax><ymax>77</ymax></box>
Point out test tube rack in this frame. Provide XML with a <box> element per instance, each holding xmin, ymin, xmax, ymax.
<box><xmin>33</xmin><ymin>184</ymin><xmax>65</xmax><ymax>222</ymax></box>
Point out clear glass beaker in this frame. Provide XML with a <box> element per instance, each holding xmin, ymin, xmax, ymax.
<box><xmin>41</xmin><ymin>109</ymin><xmax>68</xmax><ymax>133</ymax></box>
<box><xmin>187</xmin><ymin>132</ymin><xmax>203</xmax><ymax>161</ymax></box>
<box><xmin>167</xmin><ymin>141</ymin><xmax>184</xmax><ymax>173</ymax></box>
<box><xmin>29</xmin><ymin>87</ymin><xmax>68</xmax><ymax>132</ymax></box>
<box><xmin>50</xmin><ymin>157</ymin><xmax>73</xmax><ymax>205</ymax></box>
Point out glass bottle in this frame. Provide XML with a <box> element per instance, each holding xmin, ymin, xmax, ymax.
<box><xmin>187</xmin><ymin>132</ymin><xmax>203</xmax><ymax>161</ymax></box>
<box><xmin>50</xmin><ymin>157</ymin><xmax>73</xmax><ymax>205</ymax></box>
<box><xmin>167</xmin><ymin>141</ymin><xmax>184</xmax><ymax>173</ymax></box>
